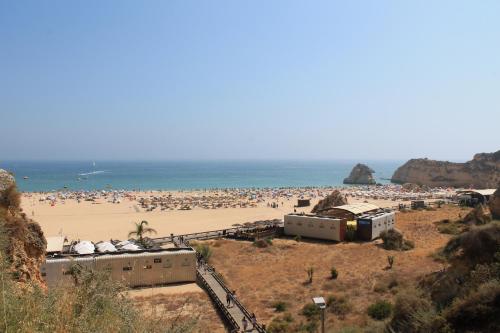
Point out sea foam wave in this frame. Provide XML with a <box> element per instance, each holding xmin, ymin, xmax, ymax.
<box><xmin>78</xmin><ymin>170</ymin><xmax>107</xmax><ymax>176</ymax></box>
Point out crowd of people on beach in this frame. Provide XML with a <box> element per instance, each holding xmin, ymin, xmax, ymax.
<box><xmin>23</xmin><ymin>184</ymin><xmax>458</xmax><ymax>212</ymax></box>
<box><xmin>342</xmin><ymin>184</ymin><xmax>456</xmax><ymax>202</ymax></box>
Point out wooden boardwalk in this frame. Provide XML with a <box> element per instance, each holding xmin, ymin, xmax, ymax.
<box><xmin>197</xmin><ymin>264</ymin><xmax>265</xmax><ymax>333</ymax></box>
<box><xmin>161</xmin><ymin>228</ymin><xmax>275</xmax><ymax>332</ymax></box>
<box><xmin>151</xmin><ymin>222</ymin><xmax>283</xmax><ymax>246</ymax></box>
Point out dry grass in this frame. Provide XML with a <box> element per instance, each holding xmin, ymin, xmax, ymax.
<box><xmin>200</xmin><ymin>205</ymin><xmax>468</xmax><ymax>331</ymax></box>
<box><xmin>133</xmin><ymin>291</ymin><xmax>225</xmax><ymax>333</ymax></box>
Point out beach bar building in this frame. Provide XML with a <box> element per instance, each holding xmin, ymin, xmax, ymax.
<box><xmin>321</xmin><ymin>203</ymin><xmax>380</xmax><ymax>221</ymax></box>
<box><xmin>456</xmin><ymin>189</ymin><xmax>497</xmax><ymax>206</ymax></box>
<box><xmin>41</xmin><ymin>248</ymin><xmax>197</xmax><ymax>288</ymax></box>
<box><xmin>284</xmin><ymin>213</ymin><xmax>347</xmax><ymax>241</ymax></box>
<box><xmin>356</xmin><ymin>211</ymin><xmax>396</xmax><ymax>241</ymax></box>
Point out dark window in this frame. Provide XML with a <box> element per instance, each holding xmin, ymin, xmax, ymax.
<box><xmin>41</xmin><ymin>272</ymin><xmax>46</xmax><ymax>277</ymax></box>
<box><xmin>154</xmin><ymin>258</ymin><xmax>162</xmax><ymax>263</ymax></box>
<box><xmin>63</xmin><ymin>270</ymin><xmax>72</xmax><ymax>275</ymax></box>
<box><xmin>144</xmin><ymin>265</ymin><xmax>152</xmax><ymax>269</ymax></box>
<box><xmin>123</xmin><ymin>266</ymin><xmax>132</xmax><ymax>271</ymax></box>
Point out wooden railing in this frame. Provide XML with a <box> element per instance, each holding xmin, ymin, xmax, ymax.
<box><xmin>152</xmin><ymin>223</ymin><xmax>283</xmax><ymax>245</ymax></box>
<box><xmin>196</xmin><ymin>270</ymin><xmax>240</xmax><ymax>333</ymax></box>
<box><xmin>210</xmin><ymin>268</ymin><xmax>267</xmax><ymax>333</ymax></box>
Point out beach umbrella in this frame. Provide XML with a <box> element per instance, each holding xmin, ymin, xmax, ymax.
<box><xmin>96</xmin><ymin>241</ymin><xmax>117</xmax><ymax>253</ymax></box>
<box><xmin>121</xmin><ymin>243</ymin><xmax>140</xmax><ymax>251</ymax></box>
<box><xmin>74</xmin><ymin>241</ymin><xmax>95</xmax><ymax>254</ymax></box>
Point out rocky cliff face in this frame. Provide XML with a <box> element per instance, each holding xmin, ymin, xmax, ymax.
<box><xmin>0</xmin><ymin>169</ymin><xmax>46</xmax><ymax>286</ymax></box>
<box><xmin>311</xmin><ymin>190</ymin><xmax>348</xmax><ymax>214</ymax></box>
<box><xmin>343</xmin><ymin>163</ymin><xmax>376</xmax><ymax>185</ymax></box>
<box><xmin>490</xmin><ymin>188</ymin><xmax>500</xmax><ymax>219</ymax></box>
<box><xmin>391</xmin><ymin>150</ymin><xmax>500</xmax><ymax>189</ymax></box>
<box><xmin>0</xmin><ymin>169</ymin><xmax>15</xmax><ymax>192</ymax></box>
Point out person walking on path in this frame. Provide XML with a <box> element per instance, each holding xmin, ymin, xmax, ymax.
<box><xmin>231</xmin><ymin>290</ymin><xmax>237</xmax><ymax>304</ymax></box>
<box><xmin>201</xmin><ymin>259</ymin><xmax>207</xmax><ymax>273</ymax></box>
<box><xmin>250</xmin><ymin>313</ymin><xmax>257</xmax><ymax>329</ymax></box>
<box><xmin>226</xmin><ymin>291</ymin><xmax>232</xmax><ymax>307</ymax></box>
<box><xmin>241</xmin><ymin>317</ymin><xmax>248</xmax><ymax>332</ymax></box>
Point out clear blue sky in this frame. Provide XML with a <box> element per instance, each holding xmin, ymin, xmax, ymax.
<box><xmin>1</xmin><ymin>0</ymin><xmax>499</xmax><ymax>161</ymax></box>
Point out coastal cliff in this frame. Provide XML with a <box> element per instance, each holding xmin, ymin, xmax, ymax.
<box><xmin>0</xmin><ymin>169</ymin><xmax>46</xmax><ymax>286</ymax></box>
<box><xmin>391</xmin><ymin>150</ymin><xmax>500</xmax><ymax>189</ymax></box>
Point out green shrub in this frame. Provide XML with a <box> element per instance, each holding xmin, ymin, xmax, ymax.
<box><xmin>389</xmin><ymin>289</ymin><xmax>445</xmax><ymax>333</ymax></box>
<box><xmin>267</xmin><ymin>313</ymin><xmax>294</xmax><ymax>333</ymax></box>
<box><xmin>380</xmin><ymin>229</ymin><xmax>403</xmax><ymax>250</ymax></box>
<box><xmin>387</xmin><ymin>277</ymin><xmax>399</xmax><ymax>289</ymax></box>
<box><xmin>444</xmin><ymin>280</ymin><xmax>500</xmax><ymax>333</ymax></box>
<box><xmin>367</xmin><ymin>300</ymin><xmax>392</xmax><ymax>320</ymax></box>
<box><xmin>294</xmin><ymin>235</ymin><xmax>301</xmax><ymax>242</ymax></box>
<box><xmin>330</xmin><ymin>267</ymin><xmax>338</xmax><ymax>279</ymax></box>
<box><xmin>463</xmin><ymin>204</ymin><xmax>492</xmax><ymax>225</ymax></box>
<box><xmin>301</xmin><ymin>303</ymin><xmax>320</xmax><ymax>320</ymax></box>
<box><xmin>273</xmin><ymin>301</ymin><xmax>288</xmax><ymax>312</ymax></box>
<box><xmin>327</xmin><ymin>295</ymin><xmax>352</xmax><ymax>318</ymax></box>
<box><xmin>437</xmin><ymin>223</ymin><xmax>461</xmax><ymax>235</ymax></box>
<box><xmin>466</xmin><ymin>261</ymin><xmax>500</xmax><ymax>290</ymax></box>
<box><xmin>297</xmin><ymin>321</ymin><xmax>318</xmax><ymax>333</ymax></box>
<box><xmin>430</xmin><ymin>248</ymin><xmax>448</xmax><ymax>263</ymax></box>
<box><xmin>443</xmin><ymin>222</ymin><xmax>500</xmax><ymax>266</ymax></box>
<box><xmin>195</xmin><ymin>243</ymin><xmax>213</xmax><ymax>262</ymax></box>
<box><xmin>374</xmin><ymin>276</ymin><xmax>399</xmax><ymax>294</ymax></box>
<box><xmin>435</xmin><ymin>218</ymin><xmax>468</xmax><ymax>235</ymax></box>
<box><xmin>402</xmin><ymin>239</ymin><xmax>415</xmax><ymax>250</ymax></box>
<box><xmin>381</xmin><ymin>229</ymin><xmax>413</xmax><ymax>251</ymax></box>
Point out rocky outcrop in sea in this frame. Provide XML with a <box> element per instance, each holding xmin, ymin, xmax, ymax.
<box><xmin>343</xmin><ymin>163</ymin><xmax>376</xmax><ymax>185</ymax></box>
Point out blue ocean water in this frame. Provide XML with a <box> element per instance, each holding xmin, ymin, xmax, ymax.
<box><xmin>1</xmin><ymin>160</ymin><xmax>402</xmax><ymax>192</ymax></box>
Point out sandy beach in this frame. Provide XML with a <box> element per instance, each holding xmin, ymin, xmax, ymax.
<box><xmin>21</xmin><ymin>186</ymin><xmax>455</xmax><ymax>242</ymax></box>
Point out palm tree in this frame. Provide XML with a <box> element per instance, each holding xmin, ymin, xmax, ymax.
<box><xmin>128</xmin><ymin>220</ymin><xmax>157</xmax><ymax>245</ymax></box>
